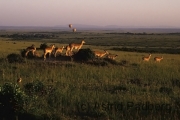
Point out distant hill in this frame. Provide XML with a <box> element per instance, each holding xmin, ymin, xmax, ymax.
<box><xmin>1</xmin><ymin>25</ymin><xmax>180</xmax><ymax>33</ymax></box>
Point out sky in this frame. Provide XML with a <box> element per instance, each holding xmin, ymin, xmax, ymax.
<box><xmin>0</xmin><ymin>0</ymin><xmax>180</xmax><ymax>28</ymax></box>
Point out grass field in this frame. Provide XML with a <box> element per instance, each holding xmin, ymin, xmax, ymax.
<box><xmin>0</xmin><ymin>30</ymin><xmax>180</xmax><ymax>120</ymax></box>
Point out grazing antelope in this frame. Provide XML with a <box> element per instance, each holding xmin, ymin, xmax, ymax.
<box><xmin>25</xmin><ymin>44</ymin><xmax>36</xmax><ymax>57</ymax></box>
<box><xmin>44</xmin><ymin>44</ymin><xmax>55</xmax><ymax>60</ymax></box>
<box><xmin>94</xmin><ymin>50</ymin><xmax>109</xmax><ymax>58</ymax></box>
<box><xmin>107</xmin><ymin>54</ymin><xmax>118</xmax><ymax>60</ymax></box>
<box><xmin>154</xmin><ymin>56</ymin><xmax>163</xmax><ymax>62</ymax></box>
<box><xmin>142</xmin><ymin>54</ymin><xmax>151</xmax><ymax>61</ymax></box>
<box><xmin>54</xmin><ymin>46</ymin><xmax>64</xmax><ymax>57</ymax></box>
<box><xmin>69</xmin><ymin>40</ymin><xmax>85</xmax><ymax>52</ymax></box>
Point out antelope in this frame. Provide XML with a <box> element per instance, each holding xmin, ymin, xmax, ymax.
<box><xmin>69</xmin><ymin>40</ymin><xmax>85</xmax><ymax>52</ymax></box>
<box><xmin>142</xmin><ymin>54</ymin><xmax>151</xmax><ymax>61</ymax></box>
<box><xmin>25</xmin><ymin>44</ymin><xmax>36</xmax><ymax>57</ymax></box>
<box><xmin>54</xmin><ymin>46</ymin><xmax>64</xmax><ymax>57</ymax></box>
<box><xmin>65</xmin><ymin>45</ymin><xmax>72</xmax><ymax>56</ymax></box>
<box><xmin>107</xmin><ymin>54</ymin><xmax>118</xmax><ymax>60</ymax></box>
<box><xmin>17</xmin><ymin>77</ymin><xmax>22</xmax><ymax>83</ymax></box>
<box><xmin>154</xmin><ymin>56</ymin><xmax>163</xmax><ymax>62</ymax></box>
<box><xmin>44</xmin><ymin>44</ymin><xmax>55</xmax><ymax>60</ymax></box>
<box><xmin>94</xmin><ymin>50</ymin><xmax>109</xmax><ymax>58</ymax></box>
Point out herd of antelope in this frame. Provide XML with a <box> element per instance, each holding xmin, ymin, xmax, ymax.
<box><xmin>24</xmin><ymin>40</ymin><xmax>163</xmax><ymax>62</ymax></box>
<box><xmin>25</xmin><ymin>40</ymin><xmax>118</xmax><ymax>61</ymax></box>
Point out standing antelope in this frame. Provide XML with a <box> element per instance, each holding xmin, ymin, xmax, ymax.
<box><xmin>142</xmin><ymin>54</ymin><xmax>151</xmax><ymax>61</ymax></box>
<box><xmin>69</xmin><ymin>40</ymin><xmax>85</xmax><ymax>52</ymax></box>
<box><xmin>94</xmin><ymin>50</ymin><xmax>109</xmax><ymax>58</ymax></box>
<box><xmin>54</xmin><ymin>46</ymin><xmax>64</xmax><ymax>57</ymax></box>
<box><xmin>107</xmin><ymin>54</ymin><xmax>118</xmax><ymax>60</ymax></box>
<box><xmin>65</xmin><ymin>45</ymin><xmax>72</xmax><ymax>56</ymax></box>
<box><xmin>25</xmin><ymin>44</ymin><xmax>36</xmax><ymax>57</ymax></box>
<box><xmin>44</xmin><ymin>44</ymin><xmax>55</xmax><ymax>60</ymax></box>
<box><xmin>154</xmin><ymin>56</ymin><xmax>163</xmax><ymax>62</ymax></box>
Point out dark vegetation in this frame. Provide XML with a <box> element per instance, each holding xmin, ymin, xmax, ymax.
<box><xmin>7</xmin><ymin>53</ymin><xmax>25</xmax><ymax>63</ymax></box>
<box><xmin>39</xmin><ymin>43</ymin><xmax>48</xmax><ymax>49</ymax></box>
<box><xmin>73</xmin><ymin>48</ymin><xmax>95</xmax><ymax>62</ymax></box>
<box><xmin>111</xmin><ymin>47</ymin><xmax>180</xmax><ymax>54</ymax></box>
<box><xmin>1</xmin><ymin>77</ymin><xmax>180</xmax><ymax>119</ymax></box>
<box><xmin>0</xmin><ymin>33</ymin><xmax>56</xmax><ymax>40</ymax></box>
<box><xmin>0</xmin><ymin>81</ymin><xmax>56</xmax><ymax>120</ymax></box>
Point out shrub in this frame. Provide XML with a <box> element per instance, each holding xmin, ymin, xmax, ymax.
<box><xmin>33</xmin><ymin>80</ymin><xmax>45</xmax><ymax>93</ymax></box>
<box><xmin>24</xmin><ymin>83</ymin><xmax>34</xmax><ymax>95</ymax></box>
<box><xmin>20</xmin><ymin>49</ymin><xmax>27</xmax><ymax>58</ymax></box>
<box><xmin>0</xmin><ymin>83</ymin><xmax>27</xmax><ymax>119</ymax></box>
<box><xmin>24</xmin><ymin>80</ymin><xmax>46</xmax><ymax>96</ymax></box>
<box><xmin>40</xmin><ymin>43</ymin><xmax>48</xmax><ymax>49</ymax></box>
<box><xmin>7</xmin><ymin>53</ymin><xmax>25</xmax><ymax>63</ymax></box>
<box><xmin>73</xmin><ymin>48</ymin><xmax>95</xmax><ymax>62</ymax></box>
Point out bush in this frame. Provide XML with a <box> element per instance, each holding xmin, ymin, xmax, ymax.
<box><xmin>0</xmin><ymin>83</ymin><xmax>27</xmax><ymax>119</ymax></box>
<box><xmin>7</xmin><ymin>53</ymin><xmax>25</xmax><ymax>63</ymax></box>
<box><xmin>20</xmin><ymin>49</ymin><xmax>27</xmax><ymax>58</ymax></box>
<box><xmin>24</xmin><ymin>80</ymin><xmax>46</xmax><ymax>96</ymax></box>
<box><xmin>40</xmin><ymin>43</ymin><xmax>48</xmax><ymax>50</ymax></box>
<box><xmin>73</xmin><ymin>48</ymin><xmax>95</xmax><ymax>62</ymax></box>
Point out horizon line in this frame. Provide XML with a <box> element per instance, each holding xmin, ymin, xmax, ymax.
<box><xmin>0</xmin><ymin>25</ymin><xmax>180</xmax><ymax>29</ymax></box>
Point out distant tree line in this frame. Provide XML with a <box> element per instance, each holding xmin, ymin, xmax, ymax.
<box><xmin>106</xmin><ymin>32</ymin><xmax>180</xmax><ymax>35</ymax></box>
<box><xmin>111</xmin><ymin>47</ymin><xmax>180</xmax><ymax>54</ymax></box>
<box><xmin>0</xmin><ymin>33</ymin><xmax>57</xmax><ymax>40</ymax></box>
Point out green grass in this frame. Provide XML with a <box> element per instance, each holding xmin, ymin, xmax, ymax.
<box><xmin>0</xmin><ymin>31</ymin><xmax>180</xmax><ymax>119</ymax></box>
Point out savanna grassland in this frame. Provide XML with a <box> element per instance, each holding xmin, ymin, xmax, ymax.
<box><xmin>0</xmin><ymin>29</ymin><xmax>180</xmax><ymax>120</ymax></box>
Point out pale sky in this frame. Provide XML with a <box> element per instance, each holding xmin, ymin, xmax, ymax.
<box><xmin>0</xmin><ymin>0</ymin><xmax>180</xmax><ymax>28</ymax></box>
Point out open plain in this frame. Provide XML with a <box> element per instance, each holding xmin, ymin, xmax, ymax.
<box><xmin>0</xmin><ymin>28</ymin><xmax>180</xmax><ymax>119</ymax></box>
